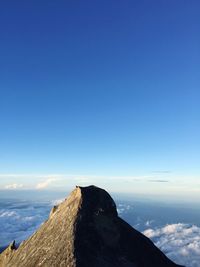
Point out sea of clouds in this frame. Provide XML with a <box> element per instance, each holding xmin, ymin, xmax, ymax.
<box><xmin>0</xmin><ymin>199</ymin><xmax>51</xmax><ymax>249</ymax></box>
<box><xmin>0</xmin><ymin>198</ymin><xmax>200</xmax><ymax>266</ymax></box>
<box><xmin>143</xmin><ymin>223</ymin><xmax>200</xmax><ymax>267</ymax></box>
<box><xmin>117</xmin><ymin>201</ymin><xmax>200</xmax><ymax>267</ymax></box>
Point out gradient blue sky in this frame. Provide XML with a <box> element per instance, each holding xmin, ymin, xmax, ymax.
<box><xmin>0</xmin><ymin>1</ymin><xmax>199</xmax><ymax>198</ymax></box>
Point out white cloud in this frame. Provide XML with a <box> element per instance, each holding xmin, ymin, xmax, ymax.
<box><xmin>0</xmin><ymin>211</ymin><xmax>18</xmax><ymax>218</ymax></box>
<box><xmin>145</xmin><ymin>220</ymin><xmax>154</xmax><ymax>227</ymax></box>
<box><xmin>0</xmin><ymin>201</ymin><xmax>50</xmax><ymax>247</ymax></box>
<box><xmin>36</xmin><ymin>178</ymin><xmax>57</xmax><ymax>189</ymax></box>
<box><xmin>4</xmin><ymin>183</ymin><xmax>24</xmax><ymax>190</ymax></box>
<box><xmin>117</xmin><ymin>203</ymin><xmax>131</xmax><ymax>215</ymax></box>
<box><xmin>143</xmin><ymin>223</ymin><xmax>200</xmax><ymax>267</ymax></box>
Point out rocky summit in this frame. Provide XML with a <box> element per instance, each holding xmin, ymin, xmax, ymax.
<box><xmin>0</xmin><ymin>185</ymin><xmax>184</xmax><ymax>267</ymax></box>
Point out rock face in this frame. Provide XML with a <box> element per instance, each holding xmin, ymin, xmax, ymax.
<box><xmin>0</xmin><ymin>186</ymin><xmax>184</xmax><ymax>267</ymax></box>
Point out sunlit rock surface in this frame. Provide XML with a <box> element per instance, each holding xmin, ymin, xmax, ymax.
<box><xmin>0</xmin><ymin>186</ymin><xmax>184</xmax><ymax>267</ymax></box>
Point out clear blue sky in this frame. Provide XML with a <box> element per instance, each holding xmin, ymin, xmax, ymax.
<box><xmin>0</xmin><ymin>1</ymin><xmax>199</xmax><ymax>198</ymax></box>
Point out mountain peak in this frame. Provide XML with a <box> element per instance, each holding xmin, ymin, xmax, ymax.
<box><xmin>0</xmin><ymin>186</ymin><xmax>184</xmax><ymax>267</ymax></box>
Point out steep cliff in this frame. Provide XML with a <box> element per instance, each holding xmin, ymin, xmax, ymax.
<box><xmin>0</xmin><ymin>186</ymin><xmax>184</xmax><ymax>267</ymax></box>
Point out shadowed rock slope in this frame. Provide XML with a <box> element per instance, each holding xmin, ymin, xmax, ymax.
<box><xmin>0</xmin><ymin>186</ymin><xmax>184</xmax><ymax>267</ymax></box>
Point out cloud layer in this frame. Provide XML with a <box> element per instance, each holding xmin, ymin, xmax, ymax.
<box><xmin>36</xmin><ymin>178</ymin><xmax>57</xmax><ymax>189</ymax></box>
<box><xmin>4</xmin><ymin>183</ymin><xmax>24</xmax><ymax>189</ymax></box>
<box><xmin>0</xmin><ymin>200</ymin><xmax>50</xmax><ymax>247</ymax></box>
<box><xmin>143</xmin><ymin>223</ymin><xmax>200</xmax><ymax>267</ymax></box>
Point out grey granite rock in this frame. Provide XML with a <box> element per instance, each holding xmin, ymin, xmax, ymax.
<box><xmin>0</xmin><ymin>186</ymin><xmax>184</xmax><ymax>267</ymax></box>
